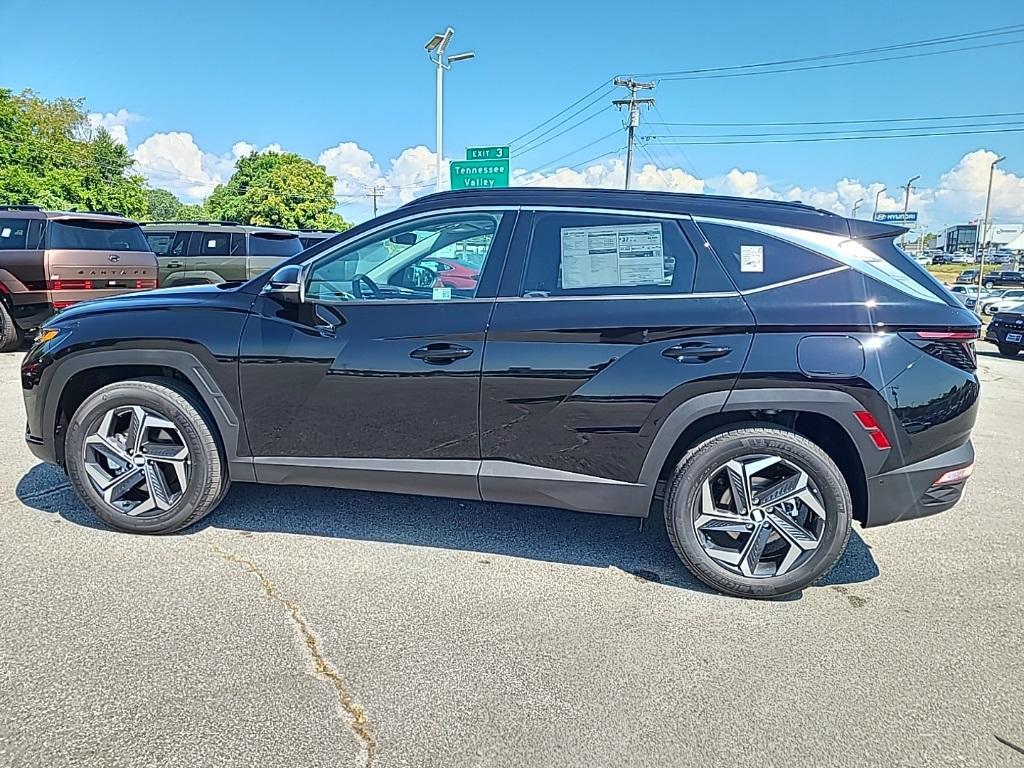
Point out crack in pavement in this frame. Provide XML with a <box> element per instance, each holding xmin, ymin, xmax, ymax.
<box><xmin>211</xmin><ymin>545</ymin><xmax>378</xmax><ymax>768</ymax></box>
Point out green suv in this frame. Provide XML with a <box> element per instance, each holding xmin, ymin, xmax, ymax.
<box><xmin>142</xmin><ymin>221</ymin><xmax>302</xmax><ymax>286</ymax></box>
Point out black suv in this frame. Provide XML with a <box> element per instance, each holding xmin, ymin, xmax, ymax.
<box><xmin>21</xmin><ymin>189</ymin><xmax>980</xmax><ymax>598</ymax></box>
<box><xmin>981</xmin><ymin>270</ymin><xmax>1024</xmax><ymax>289</ymax></box>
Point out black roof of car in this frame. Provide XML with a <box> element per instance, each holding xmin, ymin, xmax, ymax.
<box><xmin>399</xmin><ymin>187</ymin><xmax>903</xmax><ymax>239</ymax></box>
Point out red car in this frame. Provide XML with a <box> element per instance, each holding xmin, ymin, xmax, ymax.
<box><xmin>426</xmin><ymin>258</ymin><xmax>480</xmax><ymax>290</ymax></box>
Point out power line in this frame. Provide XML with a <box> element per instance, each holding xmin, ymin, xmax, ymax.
<box><xmin>644</xmin><ymin>119</ymin><xmax>1024</xmax><ymax>140</ymax></box>
<box><xmin>505</xmin><ymin>81</ymin><xmax>613</xmax><ymax>146</ymax></box>
<box><xmin>648</xmin><ymin>125</ymin><xmax>1024</xmax><ymax>146</ymax></box>
<box><xmin>649</xmin><ymin>38</ymin><xmax>1024</xmax><ymax>82</ymax></box>
<box><xmin>628</xmin><ymin>23</ymin><xmax>1024</xmax><ymax>79</ymax></box>
<box><xmin>646</xmin><ymin>109</ymin><xmax>1024</xmax><ymax>128</ymax></box>
<box><xmin>511</xmin><ymin>92</ymin><xmax>613</xmax><ymax>154</ymax></box>
<box><xmin>522</xmin><ymin>146</ymin><xmax>625</xmax><ymax>186</ymax></box>
<box><xmin>519</xmin><ymin>130</ymin><xmax>620</xmax><ymax>175</ymax></box>
<box><xmin>513</xmin><ymin>104</ymin><xmax>614</xmax><ymax>158</ymax></box>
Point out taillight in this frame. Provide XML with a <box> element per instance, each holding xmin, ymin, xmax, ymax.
<box><xmin>135</xmin><ymin>279</ymin><xmax>158</xmax><ymax>289</ymax></box>
<box><xmin>853</xmin><ymin>410</ymin><xmax>892</xmax><ymax>450</ymax></box>
<box><xmin>899</xmin><ymin>330</ymin><xmax>978</xmax><ymax>372</ymax></box>
<box><xmin>934</xmin><ymin>464</ymin><xmax>974</xmax><ymax>485</ymax></box>
<box><xmin>48</xmin><ymin>279</ymin><xmax>93</xmax><ymax>291</ymax></box>
<box><xmin>52</xmin><ymin>300</ymin><xmax>77</xmax><ymax>309</ymax></box>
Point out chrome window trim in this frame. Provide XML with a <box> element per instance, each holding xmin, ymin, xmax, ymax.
<box><xmin>495</xmin><ymin>291</ymin><xmax>738</xmax><ymax>303</ymax></box>
<box><xmin>739</xmin><ymin>265</ymin><xmax>851</xmax><ymax>295</ymax></box>
<box><xmin>526</xmin><ymin>205</ymin><xmax>689</xmax><ymax>221</ymax></box>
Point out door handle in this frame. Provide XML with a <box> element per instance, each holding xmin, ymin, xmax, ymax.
<box><xmin>166</xmin><ymin>261</ymin><xmax>183</xmax><ymax>268</ymax></box>
<box><xmin>410</xmin><ymin>344</ymin><xmax>475</xmax><ymax>364</ymax></box>
<box><xmin>663</xmin><ymin>343</ymin><xmax>732</xmax><ymax>363</ymax></box>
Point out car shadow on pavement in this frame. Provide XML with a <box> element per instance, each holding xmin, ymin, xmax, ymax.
<box><xmin>16</xmin><ymin>462</ymin><xmax>879</xmax><ymax>598</ymax></box>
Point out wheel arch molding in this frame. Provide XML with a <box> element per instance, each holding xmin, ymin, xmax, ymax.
<box><xmin>42</xmin><ymin>349</ymin><xmax>252</xmax><ymax>479</ymax></box>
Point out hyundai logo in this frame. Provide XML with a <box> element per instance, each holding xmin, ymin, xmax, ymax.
<box><xmin>108</xmin><ymin>254</ymin><xmax>120</xmax><ymax>263</ymax></box>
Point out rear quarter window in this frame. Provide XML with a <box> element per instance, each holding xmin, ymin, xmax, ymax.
<box><xmin>249</xmin><ymin>234</ymin><xmax>302</xmax><ymax>258</ymax></box>
<box><xmin>697</xmin><ymin>222</ymin><xmax>836</xmax><ymax>291</ymax></box>
<box><xmin>0</xmin><ymin>219</ymin><xmax>29</xmax><ymax>249</ymax></box>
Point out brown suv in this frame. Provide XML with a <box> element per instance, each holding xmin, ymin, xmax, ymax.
<box><xmin>0</xmin><ymin>206</ymin><xmax>158</xmax><ymax>351</ymax></box>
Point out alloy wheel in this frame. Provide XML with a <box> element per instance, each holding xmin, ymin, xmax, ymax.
<box><xmin>694</xmin><ymin>454</ymin><xmax>827</xmax><ymax>578</ymax></box>
<box><xmin>82</xmin><ymin>405</ymin><xmax>191</xmax><ymax>517</ymax></box>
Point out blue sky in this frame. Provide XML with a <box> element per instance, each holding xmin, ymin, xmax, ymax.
<box><xmin>3</xmin><ymin>0</ymin><xmax>1023</xmax><ymax>227</ymax></box>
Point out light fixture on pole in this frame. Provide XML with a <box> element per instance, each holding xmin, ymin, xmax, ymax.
<box><xmin>872</xmin><ymin>186</ymin><xmax>886</xmax><ymax>220</ymax></box>
<box><xmin>425</xmin><ymin>27</ymin><xmax>475</xmax><ymax>193</ymax></box>
<box><xmin>901</xmin><ymin>176</ymin><xmax>920</xmax><ymax>248</ymax></box>
<box><xmin>851</xmin><ymin>198</ymin><xmax>864</xmax><ymax>218</ymax></box>
<box><xmin>976</xmin><ymin>154</ymin><xmax>1006</xmax><ymax>296</ymax></box>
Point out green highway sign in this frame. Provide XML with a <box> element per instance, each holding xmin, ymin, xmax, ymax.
<box><xmin>466</xmin><ymin>145</ymin><xmax>510</xmax><ymax>161</ymax></box>
<box><xmin>450</xmin><ymin>158</ymin><xmax>510</xmax><ymax>190</ymax></box>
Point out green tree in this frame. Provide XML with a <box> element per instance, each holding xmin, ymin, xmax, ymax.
<box><xmin>145</xmin><ymin>188</ymin><xmax>183</xmax><ymax>221</ymax></box>
<box><xmin>206</xmin><ymin>151</ymin><xmax>349</xmax><ymax>230</ymax></box>
<box><xmin>0</xmin><ymin>88</ymin><xmax>147</xmax><ymax>218</ymax></box>
<box><xmin>177</xmin><ymin>203</ymin><xmax>210</xmax><ymax>220</ymax></box>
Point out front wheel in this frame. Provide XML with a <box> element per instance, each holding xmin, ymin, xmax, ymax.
<box><xmin>664</xmin><ymin>427</ymin><xmax>852</xmax><ymax>598</ymax></box>
<box><xmin>985</xmin><ymin>281</ymin><xmax>995</xmax><ymax>289</ymax></box>
<box><xmin>65</xmin><ymin>379</ymin><xmax>229</xmax><ymax>533</ymax></box>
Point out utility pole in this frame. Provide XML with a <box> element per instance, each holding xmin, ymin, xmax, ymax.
<box><xmin>367</xmin><ymin>185</ymin><xmax>385</xmax><ymax>218</ymax></box>
<box><xmin>901</xmin><ymin>175</ymin><xmax>920</xmax><ymax>248</ymax></box>
<box><xmin>976</xmin><ymin>154</ymin><xmax>1006</xmax><ymax>296</ymax></box>
<box><xmin>872</xmin><ymin>186</ymin><xmax>886</xmax><ymax>220</ymax></box>
<box><xmin>851</xmin><ymin>198</ymin><xmax>864</xmax><ymax>218</ymax></box>
<box><xmin>612</xmin><ymin>78</ymin><xmax>655</xmax><ymax>190</ymax></box>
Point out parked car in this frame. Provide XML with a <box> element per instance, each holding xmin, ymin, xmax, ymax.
<box><xmin>0</xmin><ymin>205</ymin><xmax>158</xmax><ymax>352</ymax></box>
<box><xmin>142</xmin><ymin>221</ymin><xmax>303</xmax><ymax>286</ymax></box>
<box><xmin>955</xmin><ymin>269</ymin><xmax>980</xmax><ymax>284</ymax></box>
<box><xmin>21</xmin><ymin>188</ymin><xmax>980</xmax><ymax>598</ymax></box>
<box><xmin>913</xmin><ymin>254</ymin><xmax>931</xmax><ymax>266</ymax></box>
<box><xmin>984</xmin><ymin>308</ymin><xmax>1024</xmax><ymax>357</ymax></box>
<box><xmin>930</xmin><ymin>252</ymin><xmax>953</xmax><ymax>265</ymax></box>
<box><xmin>951</xmin><ymin>254</ymin><xmax>974</xmax><ymax>264</ymax></box>
<box><xmin>421</xmin><ymin>257</ymin><xmax>481</xmax><ymax>290</ymax></box>
<box><xmin>297</xmin><ymin>230</ymin><xmax>340</xmax><ymax>250</ymax></box>
<box><xmin>947</xmin><ymin>286</ymin><xmax>991</xmax><ymax>311</ymax></box>
<box><xmin>978</xmin><ymin>288</ymin><xmax>1024</xmax><ymax>315</ymax></box>
<box><xmin>980</xmin><ymin>270</ymin><xmax>1024</xmax><ymax>289</ymax></box>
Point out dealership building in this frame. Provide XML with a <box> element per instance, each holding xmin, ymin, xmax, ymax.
<box><xmin>937</xmin><ymin>222</ymin><xmax>1024</xmax><ymax>253</ymax></box>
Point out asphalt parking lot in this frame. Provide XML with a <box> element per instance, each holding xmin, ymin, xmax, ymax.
<box><xmin>1</xmin><ymin>348</ymin><xmax>1022</xmax><ymax>768</ymax></box>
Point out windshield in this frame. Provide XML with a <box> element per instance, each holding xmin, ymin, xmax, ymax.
<box><xmin>46</xmin><ymin>220</ymin><xmax>150</xmax><ymax>251</ymax></box>
<box><xmin>250</xmin><ymin>233</ymin><xmax>302</xmax><ymax>257</ymax></box>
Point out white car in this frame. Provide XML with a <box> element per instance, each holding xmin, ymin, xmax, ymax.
<box><xmin>982</xmin><ymin>290</ymin><xmax>1024</xmax><ymax>315</ymax></box>
<box><xmin>951</xmin><ymin>254</ymin><xmax>975</xmax><ymax>264</ymax></box>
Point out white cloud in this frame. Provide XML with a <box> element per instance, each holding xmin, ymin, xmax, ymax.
<box><xmin>86</xmin><ymin>108</ymin><xmax>143</xmax><ymax>146</ymax></box>
<box><xmin>933</xmin><ymin>149</ymin><xmax>1024</xmax><ymax>222</ymax></box>
<box><xmin>132</xmin><ymin>132</ymin><xmax>236</xmax><ymax>200</ymax></box>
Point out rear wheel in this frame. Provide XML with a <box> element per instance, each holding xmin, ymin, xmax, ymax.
<box><xmin>998</xmin><ymin>344</ymin><xmax>1021</xmax><ymax>358</ymax></box>
<box><xmin>664</xmin><ymin>426</ymin><xmax>852</xmax><ymax>598</ymax></box>
<box><xmin>65</xmin><ymin>379</ymin><xmax>229</xmax><ymax>533</ymax></box>
<box><xmin>0</xmin><ymin>300</ymin><xmax>23</xmax><ymax>352</ymax></box>
<box><xmin>985</xmin><ymin>281</ymin><xmax>995</xmax><ymax>289</ymax></box>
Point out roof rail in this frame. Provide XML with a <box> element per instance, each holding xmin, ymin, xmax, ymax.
<box><xmin>0</xmin><ymin>204</ymin><xmax>42</xmax><ymax>211</ymax></box>
<box><xmin>142</xmin><ymin>220</ymin><xmax>241</xmax><ymax>226</ymax></box>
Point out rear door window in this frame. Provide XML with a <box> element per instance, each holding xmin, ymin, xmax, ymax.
<box><xmin>145</xmin><ymin>232</ymin><xmax>175</xmax><ymax>255</ymax></box>
<box><xmin>520</xmin><ymin>211</ymin><xmax>696</xmax><ymax>297</ymax></box>
<box><xmin>249</xmin><ymin>233</ymin><xmax>302</xmax><ymax>257</ymax></box>
<box><xmin>46</xmin><ymin>221</ymin><xmax>150</xmax><ymax>251</ymax></box>
<box><xmin>198</xmin><ymin>232</ymin><xmax>231</xmax><ymax>256</ymax></box>
<box><xmin>0</xmin><ymin>219</ymin><xmax>29</xmax><ymax>249</ymax></box>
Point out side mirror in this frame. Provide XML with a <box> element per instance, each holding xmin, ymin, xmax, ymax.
<box><xmin>400</xmin><ymin>264</ymin><xmax>438</xmax><ymax>288</ymax></box>
<box><xmin>265</xmin><ymin>264</ymin><xmax>304</xmax><ymax>302</ymax></box>
<box><xmin>390</xmin><ymin>232</ymin><xmax>418</xmax><ymax>246</ymax></box>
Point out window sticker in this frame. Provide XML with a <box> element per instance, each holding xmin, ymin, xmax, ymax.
<box><xmin>432</xmin><ymin>285</ymin><xmax>452</xmax><ymax>301</ymax></box>
<box><xmin>0</xmin><ymin>228</ymin><xmax>11</xmax><ymax>238</ymax></box>
<box><xmin>740</xmin><ymin>245</ymin><xmax>764</xmax><ymax>272</ymax></box>
<box><xmin>207</xmin><ymin>239</ymin><xmax>218</xmax><ymax>248</ymax></box>
<box><xmin>559</xmin><ymin>223</ymin><xmax>666</xmax><ymax>289</ymax></box>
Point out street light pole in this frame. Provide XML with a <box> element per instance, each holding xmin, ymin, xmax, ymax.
<box><xmin>872</xmin><ymin>187</ymin><xmax>886</xmax><ymax>220</ymax></box>
<box><xmin>424</xmin><ymin>28</ymin><xmax>475</xmax><ymax>193</ymax></box>
<box><xmin>901</xmin><ymin>175</ymin><xmax>919</xmax><ymax>248</ymax></box>
<box><xmin>851</xmin><ymin>198</ymin><xmax>864</xmax><ymax>218</ymax></box>
<box><xmin>976</xmin><ymin>154</ymin><xmax>1006</xmax><ymax>296</ymax></box>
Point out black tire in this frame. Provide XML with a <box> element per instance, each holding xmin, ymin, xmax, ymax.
<box><xmin>65</xmin><ymin>378</ymin><xmax>229</xmax><ymax>533</ymax></box>
<box><xmin>664</xmin><ymin>426</ymin><xmax>852</xmax><ymax>599</ymax></box>
<box><xmin>985</xmin><ymin>281</ymin><xmax>995</xmax><ymax>289</ymax></box>
<box><xmin>998</xmin><ymin>344</ymin><xmax>1021</xmax><ymax>358</ymax></box>
<box><xmin>0</xmin><ymin>300</ymin><xmax>23</xmax><ymax>352</ymax></box>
